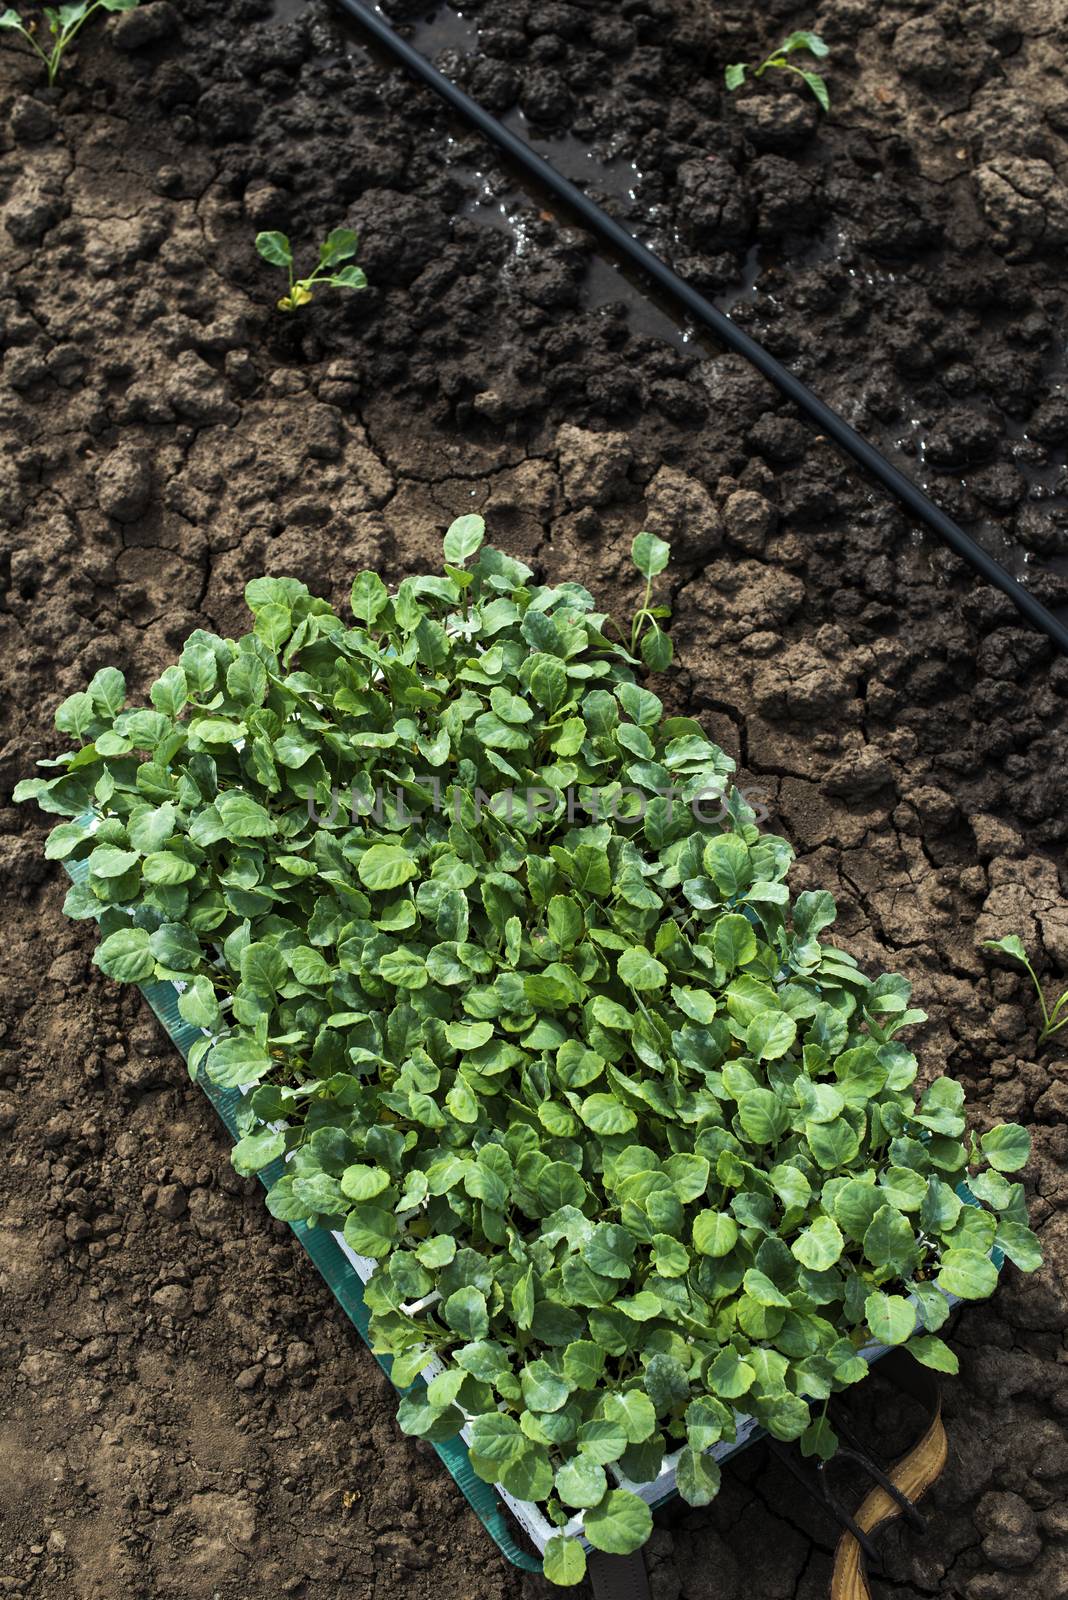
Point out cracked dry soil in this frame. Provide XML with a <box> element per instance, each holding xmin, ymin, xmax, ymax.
<box><xmin>1</xmin><ymin>0</ymin><xmax>1067</xmax><ymax>1596</ymax></box>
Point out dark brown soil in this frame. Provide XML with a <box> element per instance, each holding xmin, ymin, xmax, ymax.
<box><xmin>1</xmin><ymin>0</ymin><xmax>1067</xmax><ymax>1596</ymax></box>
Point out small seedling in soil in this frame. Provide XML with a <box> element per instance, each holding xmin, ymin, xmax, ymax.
<box><xmin>983</xmin><ymin>934</ymin><xmax>1068</xmax><ymax>1045</ymax></box>
<box><xmin>629</xmin><ymin>530</ymin><xmax>674</xmax><ymax>671</ymax></box>
<box><xmin>0</xmin><ymin>0</ymin><xmax>138</xmax><ymax>86</ymax></box>
<box><xmin>255</xmin><ymin>227</ymin><xmax>368</xmax><ymax>312</ymax></box>
<box><xmin>725</xmin><ymin>30</ymin><xmax>831</xmax><ymax>112</ymax></box>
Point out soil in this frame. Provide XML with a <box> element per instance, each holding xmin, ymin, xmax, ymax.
<box><xmin>1</xmin><ymin>0</ymin><xmax>1067</xmax><ymax>1596</ymax></box>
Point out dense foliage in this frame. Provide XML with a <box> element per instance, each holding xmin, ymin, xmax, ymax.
<box><xmin>18</xmin><ymin>522</ymin><xmax>1039</xmax><ymax>1586</ymax></box>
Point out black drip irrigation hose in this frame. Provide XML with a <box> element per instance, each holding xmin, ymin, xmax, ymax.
<box><xmin>331</xmin><ymin>0</ymin><xmax>1068</xmax><ymax>656</ymax></box>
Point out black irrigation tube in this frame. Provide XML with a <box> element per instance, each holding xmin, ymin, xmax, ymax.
<box><xmin>331</xmin><ymin>0</ymin><xmax>1068</xmax><ymax>656</ymax></box>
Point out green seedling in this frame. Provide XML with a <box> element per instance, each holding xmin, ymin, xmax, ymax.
<box><xmin>983</xmin><ymin>935</ymin><xmax>1068</xmax><ymax>1044</ymax></box>
<box><xmin>725</xmin><ymin>30</ymin><xmax>831</xmax><ymax>113</ymax></box>
<box><xmin>18</xmin><ymin>523</ymin><xmax>1041</xmax><ymax>1588</ymax></box>
<box><xmin>0</xmin><ymin>0</ymin><xmax>138</xmax><ymax>86</ymax></box>
<box><xmin>629</xmin><ymin>530</ymin><xmax>673</xmax><ymax>671</ymax></box>
<box><xmin>255</xmin><ymin>227</ymin><xmax>368</xmax><ymax>312</ymax></box>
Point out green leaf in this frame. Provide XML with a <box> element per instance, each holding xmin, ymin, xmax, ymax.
<box><xmin>232</xmin><ymin>1129</ymin><xmax>286</xmax><ymax>1176</ymax></box>
<box><xmin>177</xmin><ymin>975</ymin><xmax>221</xmax><ymax>1030</ymax></box>
<box><xmin>693</xmin><ymin>1212</ymin><xmax>738</xmax><ymax>1258</ymax></box>
<box><xmin>905</xmin><ymin>1335</ymin><xmax>959</xmax><ymax>1374</ymax></box>
<box><xmin>618</xmin><ymin>947</ymin><xmax>667</xmax><ymax>992</ymax></box>
<box><xmin>320</xmin><ymin>226</ymin><xmax>358</xmax><ymax>266</ymax></box>
<box><xmin>555</xmin><ymin>1453</ymin><xmax>607</xmax><ymax>1509</ymax></box>
<box><xmin>641</xmin><ymin>628</ymin><xmax>673</xmax><ymax>672</ymax></box>
<box><xmin>706</xmin><ymin>1346</ymin><xmax>754</xmax><ymax>1400</ymax></box>
<box><xmin>443</xmin><ymin>1285</ymin><xmax>489</xmax><ymax>1340</ymax></box>
<box><xmin>467</xmin><ymin>1410</ymin><xmax>525</xmax><ymax>1463</ymax></box>
<box><xmin>580</xmin><ymin>1094</ymin><xmax>637</xmax><ymax>1136</ymax></box>
<box><xmin>89</xmin><ymin>845</ymin><xmax>139</xmax><ymax>878</ymax></box>
<box><xmin>358</xmin><ymin>843</ymin><xmax>418</xmax><ymax>892</ymax></box>
<box><xmin>256</xmin><ymin>231</ymin><xmax>292</xmax><ymax>267</ymax></box>
<box><xmin>801</xmin><ymin>70</ymin><xmax>830</xmax><ymax>112</ymax></box>
<box><xmin>676</xmin><ymin>1445</ymin><xmax>721</xmax><ymax>1507</ymax></box>
<box><xmin>783</xmin><ymin>29</ymin><xmax>829</xmax><ymax>56</ymax></box>
<box><xmin>216</xmin><ymin>791</ymin><xmax>274</xmax><ymax>839</ymax></box>
<box><xmin>791</xmin><ymin>1216</ymin><xmax>843</xmax><ymax>1271</ymax></box>
<box><xmin>150</xmin><ymin>665</ymin><xmax>188</xmax><ymax>719</ymax></box>
<box><xmin>631</xmin><ymin>531</ymin><xmax>670</xmax><ymax>579</ymax></box>
<box><xmin>543</xmin><ymin>1535</ymin><xmax>587</xmax><ymax>1587</ymax></box>
<box><xmin>88</xmin><ymin>665</ymin><xmax>126</xmax><ymax>716</ymax></box>
<box><xmin>94</xmin><ymin>926</ymin><xmax>155</xmax><ymax>982</ymax></box>
<box><xmin>617</xmin><ymin>682</ymin><xmax>662</xmax><ymax>728</ymax></box>
<box><xmin>340</xmin><ymin>1164</ymin><xmax>390</xmax><ymax>1202</ymax></box>
<box><xmin>331</xmin><ymin>264</ymin><xmax>367</xmax><ymax>290</ymax></box>
<box><xmin>746</xmin><ymin>1010</ymin><xmax>797</xmax><ymax>1062</ymax></box>
<box><xmin>499</xmin><ymin>1448</ymin><xmax>553</xmax><ymax>1500</ymax></box>
<box><xmin>712</xmin><ymin>914</ymin><xmax>757</xmax><ymax>971</ymax></box>
<box><xmin>351</xmin><ymin>570</ymin><xmax>389</xmax><ymax>625</ymax></box>
<box><xmin>443</xmin><ymin>514</ymin><xmax>485</xmax><ymax>566</ymax></box>
<box><xmin>980</xmin><ymin>1124</ymin><xmax>1031</xmax><ymax>1173</ymax></box>
<box><xmin>982</xmin><ymin>933</ymin><xmax>1030</xmax><ymax>964</ymax></box>
<box><xmin>583</xmin><ymin>1489</ymin><xmax>653</xmax><ymax>1556</ymax></box>
<box><xmin>725</xmin><ymin>62</ymin><xmax>746</xmax><ymax>90</ymax></box>
<box><xmin>547</xmin><ymin>894</ymin><xmax>583</xmax><ymax>948</ymax></box>
<box><xmin>936</xmin><ymin>1249</ymin><xmax>999</xmax><ymax>1300</ymax></box>
<box><xmin>603</xmin><ymin>1390</ymin><xmax>656</xmax><ymax>1444</ymax></box>
<box><xmin>342</xmin><ymin>1204</ymin><xmax>397</xmax><ymax>1258</ymax></box>
<box><xmin>864</xmin><ymin>1291</ymin><xmax>915</xmax><ymax>1346</ymax></box>
<box><xmin>994</xmin><ymin>1220</ymin><xmax>1042</xmax><ymax>1272</ymax></box>
<box><xmin>863</xmin><ymin>1206</ymin><xmax>920</xmax><ymax>1277</ymax></box>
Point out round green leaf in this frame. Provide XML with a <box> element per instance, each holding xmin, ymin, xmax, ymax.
<box><xmin>340</xmin><ymin>1164</ymin><xmax>390</xmax><ymax>1202</ymax></box>
<box><xmin>864</xmin><ymin>1291</ymin><xmax>916</xmax><ymax>1346</ymax></box>
<box><xmin>979</xmin><ymin>1124</ymin><xmax>1031</xmax><ymax>1173</ymax></box>
<box><xmin>583</xmin><ymin>1488</ymin><xmax>653</xmax><ymax>1555</ymax></box>
<box><xmin>746</xmin><ymin>1010</ymin><xmax>796</xmax><ymax>1062</ymax></box>
<box><xmin>543</xmin><ymin>1535</ymin><xmax>587</xmax><ymax>1587</ymax></box>
<box><xmin>579</xmin><ymin>1094</ymin><xmax>637</xmax><ymax>1136</ymax></box>
<box><xmin>555</xmin><ymin>1454</ymin><xmax>607</xmax><ymax>1509</ymax></box>
<box><xmin>618</xmin><ymin>946</ymin><xmax>667</xmax><ymax>992</ymax></box>
<box><xmin>693</xmin><ymin>1211</ymin><xmax>738</xmax><ymax>1258</ymax></box>
<box><xmin>521</xmin><ymin>1359</ymin><xmax>570</xmax><ymax>1413</ymax></box>
<box><xmin>791</xmin><ymin>1215</ymin><xmax>843</xmax><ymax>1271</ymax></box>
<box><xmin>603</xmin><ymin>1390</ymin><xmax>656</xmax><ymax>1444</ymax></box>
<box><xmin>358</xmin><ymin>843</ymin><xmax>418</xmax><ymax>892</ymax></box>
<box><xmin>94</xmin><ymin>926</ymin><xmax>155</xmax><ymax>982</ymax></box>
<box><xmin>936</xmin><ymin>1248</ymin><xmax>999</xmax><ymax>1300</ymax></box>
<box><xmin>498</xmin><ymin>1447</ymin><xmax>554</xmax><ymax>1500</ymax></box>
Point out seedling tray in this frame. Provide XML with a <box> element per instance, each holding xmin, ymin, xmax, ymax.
<box><xmin>64</xmin><ymin>849</ymin><xmax>998</xmax><ymax>1573</ymax></box>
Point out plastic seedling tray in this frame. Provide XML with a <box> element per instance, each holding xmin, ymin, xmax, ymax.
<box><xmin>63</xmin><ymin>844</ymin><xmax>999</xmax><ymax>1571</ymax></box>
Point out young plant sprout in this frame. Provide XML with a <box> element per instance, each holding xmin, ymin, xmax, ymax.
<box><xmin>629</xmin><ymin>531</ymin><xmax>673</xmax><ymax>672</ymax></box>
<box><xmin>255</xmin><ymin>228</ymin><xmax>368</xmax><ymax>313</ymax></box>
<box><xmin>725</xmin><ymin>31</ymin><xmax>831</xmax><ymax>113</ymax></box>
<box><xmin>983</xmin><ymin>935</ymin><xmax>1068</xmax><ymax>1045</ymax></box>
<box><xmin>0</xmin><ymin>0</ymin><xmax>138</xmax><ymax>86</ymax></box>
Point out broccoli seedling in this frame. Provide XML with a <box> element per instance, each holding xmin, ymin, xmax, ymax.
<box><xmin>255</xmin><ymin>228</ymin><xmax>368</xmax><ymax>313</ymax></box>
<box><xmin>0</xmin><ymin>0</ymin><xmax>139</xmax><ymax>87</ymax></box>
<box><xmin>725</xmin><ymin>30</ymin><xmax>830</xmax><ymax>113</ymax></box>
<box><xmin>983</xmin><ymin>935</ymin><xmax>1068</xmax><ymax>1045</ymax></box>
